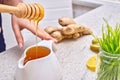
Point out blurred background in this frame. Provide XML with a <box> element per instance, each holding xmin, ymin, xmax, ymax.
<box><xmin>2</xmin><ymin>0</ymin><xmax>120</xmax><ymax>50</ymax></box>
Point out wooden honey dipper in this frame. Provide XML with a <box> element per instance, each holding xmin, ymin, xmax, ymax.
<box><xmin>0</xmin><ymin>3</ymin><xmax>44</xmax><ymax>21</ymax></box>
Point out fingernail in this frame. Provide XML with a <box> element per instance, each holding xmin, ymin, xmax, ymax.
<box><xmin>19</xmin><ymin>43</ymin><xmax>23</xmax><ymax>48</ymax></box>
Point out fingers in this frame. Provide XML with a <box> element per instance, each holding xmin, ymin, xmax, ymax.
<box><xmin>23</xmin><ymin>21</ymin><xmax>58</xmax><ymax>43</ymax></box>
<box><xmin>12</xmin><ymin>23</ymin><xmax>24</xmax><ymax>48</ymax></box>
<box><xmin>11</xmin><ymin>15</ymin><xmax>57</xmax><ymax>49</ymax></box>
<box><xmin>37</xmin><ymin>27</ymin><xmax>58</xmax><ymax>43</ymax></box>
<box><xmin>13</xmin><ymin>18</ymin><xmax>57</xmax><ymax>44</ymax></box>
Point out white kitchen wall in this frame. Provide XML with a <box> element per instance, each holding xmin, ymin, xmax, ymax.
<box><xmin>2</xmin><ymin>13</ymin><xmax>17</xmax><ymax>49</ymax></box>
<box><xmin>2</xmin><ymin>0</ymin><xmax>73</xmax><ymax>50</ymax></box>
<box><xmin>72</xmin><ymin>4</ymin><xmax>96</xmax><ymax>18</ymax></box>
<box><xmin>23</xmin><ymin>0</ymin><xmax>73</xmax><ymax>27</ymax></box>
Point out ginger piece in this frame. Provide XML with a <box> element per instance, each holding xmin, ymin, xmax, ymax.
<box><xmin>61</xmin><ymin>24</ymin><xmax>80</xmax><ymax>35</ymax></box>
<box><xmin>44</xmin><ymin>26</ymin><xmax>58</xmax><ymax>34</ymax></box>
<box><xmin>62</xmin><ymin>24</ymin><xmax>92</xmax><ymax>35</ymax></box>
<box><xmin>58</xmin><ymin>16</ymin><xmax>76</xmax><ymax>26</ymax></box>
<box><xmin>62</xmin><ymin>27</ymin><xmax>75</xmax><ymax>35</ymax></box>
<box><xmin>64</xmin><ymin>35</ymin><xmax>72</xmax><ymax>38</ymax></box>
<box><xmin>72</xmin><ymin>33</ymin><xmax>80</xmax><ymax>38</ymax></box>
<box><xmin>82</xmin><ymin>28</ymin><xmax>92</xmax><ymax>35</ymax></box>
<box><xmin>79</xmin><ymin>32</ymin><xmax>83</xmax><ymax>37</ymax></box>
<box><xmin>78</xmin><ymin>25</ymin><xmax>92</xmax><ymax>35</ymax></box>
<box><xmin>51</xmin><ymin>31</ymin><xmax>64</xmax><ymax>42</ymax></box>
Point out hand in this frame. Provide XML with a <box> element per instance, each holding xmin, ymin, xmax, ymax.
<box><xmin>11</xmin><ymin>15</ymin><xmax>58</xmax><ymax>48</ymax></box>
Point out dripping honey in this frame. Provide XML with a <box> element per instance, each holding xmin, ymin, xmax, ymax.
<box><xmin>34</xmin><ymin>20</ymin><xmax>39</xmax><ymax>58</ymax></box>
<box><xmin>24</xmin><ymin>46</ymin><xmax>50</xmax><ymax>65</ymax></box>
<box><xmin>24</xmin><ymin>20</ymin><xmax>40</xmax><ymax>65</ymax></box>
<box><xmin>23</xmin><ymin>3</ymin><xmax>44</xmax><ymax>65</ymax></box>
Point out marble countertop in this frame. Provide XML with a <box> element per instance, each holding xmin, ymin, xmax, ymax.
<box><xmin>1</xmin><ymin>4</ymin><xmax>120</xmax><ymax>80</ymax></box>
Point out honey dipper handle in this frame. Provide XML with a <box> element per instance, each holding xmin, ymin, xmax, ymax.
<box><xmin>0</xmin><ymin>4</ymin><xmax>19</xmax><ymax>14</ymax></box>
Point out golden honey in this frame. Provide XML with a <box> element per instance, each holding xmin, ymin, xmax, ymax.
<box><xmin>24</xmin><ymin>46</ymin><xmax>50</xmax><ymax>65</ymax></box>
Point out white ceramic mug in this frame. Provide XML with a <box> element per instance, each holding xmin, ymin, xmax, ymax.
<box><xmin>15</xmin><ymin>40</ymin><xmax>62</xmax><ymax>80</ymax></box>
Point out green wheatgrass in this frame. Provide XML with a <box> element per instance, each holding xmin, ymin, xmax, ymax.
<box><xmin>96</xmin><ymin>19</ymin><xmax>120</xmax><ymax>80</ymax></box>
<box><xmin>99</xmin><ymin>18</ymin><xmax>120</xmax><ymax>54</ymax></box>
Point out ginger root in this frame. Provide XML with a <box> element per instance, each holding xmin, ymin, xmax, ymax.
<box><xmin>44</xmin><ymin>26</ymin><xmax>58</xmax><ymax>34</ymax></box>
<box><xmin>72</xmin><ymin>33</ymin><xmax>80</xmax><ymax>39</ymax></box>
<box><xmin>44</xmin><ymin>16</ymin><xmax>92</xmax><ymax>42</ymax></box>
<box><xmin>58</xmin><ymin>16</ymin><xmax>76</xmax><ymax>26</ymax></box>
<box><xmin>51</xmin><ymin>31</ymin><xmax>64</xmax><ymax>42</ymax></box>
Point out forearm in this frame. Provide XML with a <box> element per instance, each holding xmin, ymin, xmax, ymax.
<box><xmin>3</xmin><ymin>0</ymin><xmax>22</xmax><ymax>6</ymax></box>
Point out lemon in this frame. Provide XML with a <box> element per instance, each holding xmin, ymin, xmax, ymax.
<box><xmin>86</xmin><ymin>55</ymin><xmax>97</xmax><ymax>71</ymax></box>
<box><xmin>90</xmin><ymin>44</ymin><xmax>100</xmax><ymax>53</ymax></box>
<box><xmin>92</xmin><ymin>39</ymin><xmax>99</xmax><ymax>44</ymax></box>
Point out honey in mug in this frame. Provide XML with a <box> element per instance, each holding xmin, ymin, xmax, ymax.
<box><xmin>24</xmin><ymin>46</ymin><xmax>51</xmax><ymax>65</ymax></box>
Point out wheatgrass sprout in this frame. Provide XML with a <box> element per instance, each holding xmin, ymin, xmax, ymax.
<box><xmin>98</xmin><ymin>19</ymin><xmax>120</xmax><ymax>54</ymax></box>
